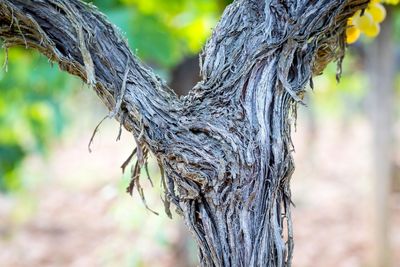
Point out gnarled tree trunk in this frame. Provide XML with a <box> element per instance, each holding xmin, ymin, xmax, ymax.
<box><xmin>0</xmin><ymin>0</ymin><xmax>368</xmax><ymax>266</ymax></box>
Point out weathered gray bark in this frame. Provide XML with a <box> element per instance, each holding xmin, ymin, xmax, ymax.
<box><xmin>0</xmin><ymin>0</ymin><xmax>368</xmax><ymax>266</ymax></box>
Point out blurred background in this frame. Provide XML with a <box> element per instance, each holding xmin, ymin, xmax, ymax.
<box><xmin>0</xmin><ymin>1</ymin><xmax>399</xmax><ymax>266</ymax></box>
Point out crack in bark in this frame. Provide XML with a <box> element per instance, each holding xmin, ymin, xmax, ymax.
<box><xmin>0</xmin><ymin>0</ymin><xmax>369</xmax><ymax>266</ymax></box>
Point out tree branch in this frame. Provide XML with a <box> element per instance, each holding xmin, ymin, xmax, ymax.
<box><xmin>0</xmin><ymin>0</ymin><xmax>182</xmax><ymax>153</ymax></box>
<box><xmin>0</xmin><ymin>0</ymin><xmax>369</xmax><ymax>266</ymax></box>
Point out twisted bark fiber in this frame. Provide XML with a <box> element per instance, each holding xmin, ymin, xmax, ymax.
<box><xmin>0</xmin><ymin>0</ymin><xmax>368</xmax><ymax>266</ymax></box>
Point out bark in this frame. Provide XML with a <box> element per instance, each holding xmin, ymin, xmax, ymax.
<box><xmin>0</xmin><ymin>0</ymin><xmax>368</xmax><ymax>266</ymax></box>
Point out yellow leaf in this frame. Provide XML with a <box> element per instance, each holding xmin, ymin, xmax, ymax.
<box><xmin>346</xmin><ymin>26</ymin><xmax>361</xmax><ymax>44</ymax></box>
<box><xmin>363</xmin><ymin>22</ymin><xmax>380</xmax><ymax>38</ymax></box>
<box><xmin>368</xmin><ymin>3</ymin><xmax>386</xmax><ymax>23</ymax></box>
<box><xmin>353</xmin><ymin>11</ymin><xmax>374</xmax><ymax>33</ymax></box>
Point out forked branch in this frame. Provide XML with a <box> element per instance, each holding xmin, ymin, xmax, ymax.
<box><xmin>0</xmin><ymin>0</ymin><xmax>369</xmax><ymax>266</ymax></box>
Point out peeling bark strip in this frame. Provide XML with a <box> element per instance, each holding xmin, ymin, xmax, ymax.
<box><xmin>0</xmin><ymin>0</ymin><xmax>368</xmax><ymax>266</ymax></box>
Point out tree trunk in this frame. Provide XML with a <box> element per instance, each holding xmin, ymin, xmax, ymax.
<box><xmin>366</xmin><ymin>7</ymin><xmax>395</xmax><ymax>267</ymax></box>
<box><xmin>0</xmin><ymin>0</ymin><xmax>368</xmax><ymax>266</ymax></box>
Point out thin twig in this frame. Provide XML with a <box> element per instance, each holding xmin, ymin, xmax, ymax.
<box><xmin>88</xmin><ymin>115</ymin><xmax>108</xmax><ymax>153</ymax></box>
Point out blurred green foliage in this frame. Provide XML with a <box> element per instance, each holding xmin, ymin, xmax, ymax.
<box><xmin>312</xmin><ymin>55</ymin><xmax>368</xmax><ymax>118</ymax></box>
<box><xmin>90</xmin><ymin>0</ymin><xmax>231</xmax><ymax>68</ymax></box>
<box><xmin>0</xmin><ymin>49</ymin><xmax>77</xmax><ymax>191</ymax></box>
